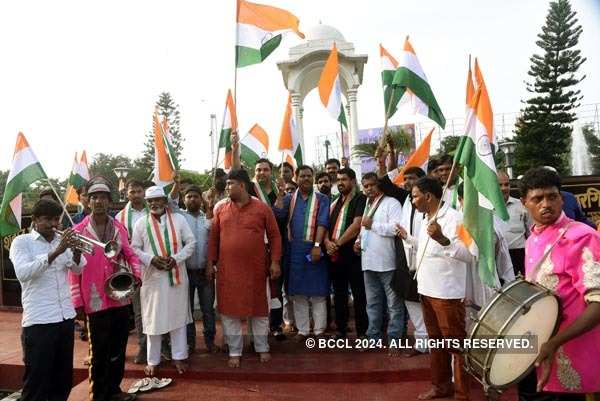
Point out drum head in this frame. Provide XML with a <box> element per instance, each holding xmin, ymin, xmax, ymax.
<box><xmin>488</xmin><ymin>294</ymin><xmax>559</xmax><ymax>387</ymax></box>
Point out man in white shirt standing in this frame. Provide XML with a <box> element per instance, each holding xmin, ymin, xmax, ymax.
<box><xmin>354</xmin><ymin>172</ymin><xmax>405</xmax><ymax>352</ymax></box>
<box><xmin>115</xmin><ymin>179</ymin><xmax>148</xmax><ymax>364</ymax></box>
<box><xmin>9</xmin><ymin>199</ymin><xmax>86</xmax><ymax>401</ymax></box>
<box><xmin>410</xmin><ymin>177</ymin><xmax>471</xmax><ymax>400</ymax></box>
<box><xmin>497</xmin><ymin>170</ymin><xmax>530</xmax><ymax>276</ymax></box>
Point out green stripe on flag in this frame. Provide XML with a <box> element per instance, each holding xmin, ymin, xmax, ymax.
<box><xmin>219</xmin><ymin>128</ymin><xmax>232</xmax><ymax>151</ymax></box>
<box><xmin>236</xmin><ymin>34</ymin><xmax>282</xmax><ymax>68</ymax></box>
<box><xmin>294</xmin><ymin>144</ymin><xmax>303</xmax><ymax>166</ymax></box>
<box><xmin>392</xmin><ymin>67</ymin><xmax>446</xmax><ymax>128</ymax></box>
<box><xmin>338</xmin><ymin>104</ymin><xmax>347</xmax><ymax>129</ymax></box>
<box><xmin>240</xmin><ymin>144</ymin><xmax>260</xmax><ymax>168</ymax></box>
<box><xmin>383</xmin><ymin>85</ymin><xmax>402</xmax><ymax>119</ymax></box>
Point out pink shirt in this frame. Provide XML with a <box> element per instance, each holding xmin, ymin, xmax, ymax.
<box><xmin>526</xmin><ymin>213</ymin><xmax>600</xmax><ymax>393</ymax></box>
<box><xmin>68</xmin><ymin>215</ymin><xmax>142</xmax><ymax>315</ymax></box>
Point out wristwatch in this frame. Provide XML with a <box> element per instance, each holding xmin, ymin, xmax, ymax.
<box><xmin>313</xmin><ymin>242</ymin><xmax>321</xmax><ymax>248</ymax></box>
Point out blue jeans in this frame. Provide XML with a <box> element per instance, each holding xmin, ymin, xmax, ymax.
<box><xmin>364</xmin><ymin>270</ymin><xmax>405</xmax><ymax>342</ymax></box>
<box><xmin>186</xmin><ymin>269</ymin><xmax>216</xmax><ymax>348</ymax></box>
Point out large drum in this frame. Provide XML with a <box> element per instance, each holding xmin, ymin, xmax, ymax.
<box><xmin>464</xmin><ymin>278</ymin><xmax>560</xmax><ymax>391</ymax></box>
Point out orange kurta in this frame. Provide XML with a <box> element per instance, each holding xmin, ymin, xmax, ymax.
<box><xmin>208</xmin><ymin>198</ymin><xmax>282</xmax><ymax>317</ymax></box>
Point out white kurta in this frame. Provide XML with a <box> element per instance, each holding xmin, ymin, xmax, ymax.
<box><xmin>131</xmin><ymin>212</ymin><xmax>196</xmax><ymax>335</ymax></box>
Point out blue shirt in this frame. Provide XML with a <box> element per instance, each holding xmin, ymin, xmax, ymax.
<box><xmin>169</xmin><ymin>198</ymin><xmax>210</xmax><ymax>270</ymax></box>
<box><xmin>561</xmin><ymin>191</ymin><xmax>596</xmax><ymax>229</ymax></box>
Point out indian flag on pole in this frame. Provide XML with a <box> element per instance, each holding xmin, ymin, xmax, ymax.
<box><xmin>391</xmin><ymin>37</ymin><xmax>446</xmax><ymax>128</ymax></box>
<box><xmin>380</xmin><ymin>44</ymin><xmax>403</xmax><ymax>119</ymax></box>
<box><xmin>318</xmin><ymin>43</ymin><xmax>347</xmax><ymax>128</ymax></box>
<box><xmin>0</xmin><ymin>132</ymin><xmax>48</xmax><ymax>236</ymax></box>
<box><xmin>152</xmin><ymin>110</ymin><xmax>176</xmax><ymax>187</ymax></box>
<box><xmin>218</xmin><ymin>90</ymin><xmax>238</xmax><ymax>170</ymax></box>
<box><xmin>161</xmin><ymin>116</ymin><xmax>180</xmax><ymax>171</ymax></box>
<box><xmin>454</xmin><ymin>86</ymin><xmax>508</xmax><ymax>287</ymax></box>
<box><xmin>278</xmin><ymin>93</ymin><xmax>303</xmax><ymax>169</ymax></box>
<box><xmin>392</xmin><ymin>128</ymin><xmax>433</xmax><ymax>185</ymax></box>
<box><xmin>65</xmin><ymin>150</ymin><xmax>91</xmax><ymax>205</ymax></box>
<box><xmin>236</xmin><ymin>0</ymin><xmax>304</xmax><ymax>68</ymax></box>
<box><xmin>241</xmin><ymin>123</ymin><xmax>269</xmax><ymax>167</ymax></box>
<box><xmin>473</xmin><ymin>58</ymin><xmax>496</xmax><ymax>147</ymax></box>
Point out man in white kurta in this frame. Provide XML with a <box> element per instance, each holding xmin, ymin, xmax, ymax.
<box><xmin>131</xmin><ymin>186</ymin><xmax>195</xmax><ymax>375</ymax></box>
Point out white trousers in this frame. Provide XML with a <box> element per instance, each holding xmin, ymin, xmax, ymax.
<box><xmin>283</xmin><ymin>293</ymin><xmax>295</xmax><ymax>325</ymax></box>
<box><xmin>405</xmin><ymin>300</ymin><xmax>429</xmax><ymax>353</ymax></box>
<box><xmin>221</xmin><ymin>315</ymin><xmax>269</xmax><ymax>357</ymax></box>
<box><xmin>147</xmin><ymin>325</ymin><xmax>188</xmax><ymax>366</ymax></box>
<box><xmin>292</xmin><ymin>296</ymin><xmax>326</xmax><ymax>336</ymax></box>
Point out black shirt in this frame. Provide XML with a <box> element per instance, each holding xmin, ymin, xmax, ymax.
<box><xmin>329</xmin><ymin>191</ymin><xmax>367</xmax><ymax>258</ymax></box>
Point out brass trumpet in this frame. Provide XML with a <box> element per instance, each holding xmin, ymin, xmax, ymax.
<box><xmin>53</xmin><ymin>228</ymin><xmax>119</xmax><ymax>258</ymax></box>
<box><xmin>54</xmin><ymin>228</ymin><xmax>138</xmax><ymax>301</ymax></box>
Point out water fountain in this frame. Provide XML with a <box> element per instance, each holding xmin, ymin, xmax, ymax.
<box><xmin>571</xmin><ymin>122</ymin><xmax>592</xmax><ymax>175</ymax></box>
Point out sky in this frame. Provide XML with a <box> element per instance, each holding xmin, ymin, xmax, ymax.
<box><xmin>0</xmin><ymin>0</ymin><xmax>599</xmax><ymax>179</ymax></box>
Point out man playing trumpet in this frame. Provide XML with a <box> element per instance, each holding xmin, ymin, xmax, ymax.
<box><xmin>10</xmin><ymin>199</ymin><xmax>86</xmax><ymax>401</ymax></box>
<box><xmin>68</xmin><ymin>181</ymin><xmax>142</xmax><ymax>401</ymax></box>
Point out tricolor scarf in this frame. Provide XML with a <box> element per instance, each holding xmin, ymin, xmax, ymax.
<box><xmin>145</xmin><ymin>209</ymin><xmax>181</xmax><ymax>286</ymax></box>
<box><xmin>287</xmin><ymin>189</ymin><xmax>319</xmax><ymax>242</ymax></box>
<box><xmin>363</xmin><ymin>194</ymin><xmax>385</xmax><ymax>219</ymax></box>
<box><xmin>119</xmin><ymin>202</ymin><xmax>148</xmax><ymax>236</ymax></box>
<box><xmin>329</xmin><ymin>187</ymin><xmax>358</xmax><ymax>241</ymax></box>
<box><xmin>253</xmin><ymin>180</ymin><xmax>278</xmax><ymax>205</ymax></box>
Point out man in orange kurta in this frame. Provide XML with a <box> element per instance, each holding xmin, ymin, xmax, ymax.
<box><xmin>207</xmin><ymin>169</ymin><xmax>282</xmax><ymax>368</ymax></box>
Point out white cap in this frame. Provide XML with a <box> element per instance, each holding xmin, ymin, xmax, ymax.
<box><xmin>87</xmin><ymin>183</ymin><xmax>111</xmax><ymax>195</ymax></box>
<box><xmin>145</xmin><ymin>186</ymin><xmax>167</xmax><ymax>200</ymax></box>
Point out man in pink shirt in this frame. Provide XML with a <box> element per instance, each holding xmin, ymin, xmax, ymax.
<box><xmin>69</xmin><ymin>181</ymin><xmax>141</xmax><ymax>401</ymax></box>
<box><xmin>519</xmin><ymin>167</ymin><xmax>600</xmax><ymax>401</ymax></box>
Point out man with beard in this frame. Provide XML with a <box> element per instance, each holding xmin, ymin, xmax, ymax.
<box><xmin>316</xmin><ymin>172</ymin><xmax>332</xmax><ymax>199</ymax></box>
<box><xmin>207</xmin><ymin>169</ymin><xmax>282</xmax><ymax>368</ymax></box>
<box><xmin>115</xmin><ymin>179</ymin><xmax>148</xmax><ymax>364</ymax></box>
<box><xmin>434</xmin><ymin>155</ymin><xmax>459</xmax><ymax>208</ymax></box>
<box><xmin>69</xmin><ymin>181</ymin><xmax>142</xmax><ymax>401</ymax></box>
<box><xmin>280</xmin><ymin>162</ymin><xmax>295</xmax><ymax>184</ymax></box>
<box><xmin>324</xmin><ymin>168</ymin><xmax>368</xmax><ymax>339</ymax></box>
<box><xmin>275</xmin><ymin>165</ymin><xmax>330</xmax><ymax>340</ymax></box>
<box><xmin>131</xmin><ymin>186</ymin><xmax>196</xmax><ymax>376</ymax></box>
<box><xmin>325</xmin><ymin>158</ymin><xmax>341</xmax><ymax>198</ymax></box>
<box><xmin>517</xmin><ymin>167</ymin><xmax>600</xmax><ymax>400</ymax></box>
<box><xmin>203</xmin><ymin>168</ymin><xmax>228</xmax><ymax>207</ymax></box>
<box><xmin>10</xmin><ymin>199</ymin><xmax>85</xmax><ymax>401</ymax></box>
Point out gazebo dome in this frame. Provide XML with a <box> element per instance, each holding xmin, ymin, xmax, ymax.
<box><xmin>304</xmin><ymin>23</ymin><xmax>346</xmax><ymax>43</ymax></box>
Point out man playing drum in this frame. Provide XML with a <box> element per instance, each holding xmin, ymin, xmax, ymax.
<box><xmin>519</xmin><ymin>167</ymin><xmax>600</xmax><ymax>400</ymax></box>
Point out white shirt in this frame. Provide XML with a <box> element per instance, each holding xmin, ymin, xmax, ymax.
<box><xmin>115</xmin><ymin>204</ymin><xmax>147</xmax><ymax>237</ymax></box>
<box><xmin>399</xmin><ymin>197</ymin><xmax>425</xmax><ymax>270</ymax></box>
<box><xmin>9</xmin><ymin>230</ymin><xmax>86</xmax><ymax>327</ymax></box>
<box><xmin>359</xmin><ymin>196</ymin><xmax>403</xmax><ymax>272</ymax></box>
<box><xmin>414</xmin><ymin>203</ymin><xmax>471</xmax><ymax>299</ymax></box>
<box><xmin>498</xmin><ymin>196</ymin><xmax>531</xmax><ymax>249</ymax></box>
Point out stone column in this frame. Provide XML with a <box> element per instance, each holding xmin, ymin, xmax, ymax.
<box><xmin>291</xmin><ymin>91</ymin><xmax>305</xmax><ymax>165</ymax></box>
<box><xmin>347</xmin><ymin>88</ymin><xmax>362</xmax><ymax>178</ymax></box>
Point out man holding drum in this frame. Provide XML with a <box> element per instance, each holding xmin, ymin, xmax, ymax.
<box><xmin>519</xmin><ymin>167</ymin><xmax>600</xmax><ymax>400</ymax></box>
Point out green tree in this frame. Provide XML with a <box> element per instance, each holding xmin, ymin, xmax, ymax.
<box><xmin>437</xmin><ymin>135</ymin><xmax>462</xmax><ymax>157</ymax></box>
<box><xmin>89</xmin><ymin>153</ymin><xmax>150</xmax><ymax>198</ymax></box>
<box><xmin>513</xmin><ymin>0</ymin><xmax>586</xmax><ymax>175</ymax></box>
<box><xmin>352</xmin><ymin>127</ymin><xmax>412</xmax><ymax>159</ymax></box>
<box><xmin>583</xmin><ymin>123</ymin><xmax>600</xmax><ymax>174</ymax></box>
<box><xmin>136</xmin><ymin>92</ymin><xmax>184</xmax><ymax>172</ymax></box>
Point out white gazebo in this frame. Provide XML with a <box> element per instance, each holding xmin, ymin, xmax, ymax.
<box><xmin>277</xmin><ymin>23</ymin><xmax>368</xmax><ymax>176</ymax></box>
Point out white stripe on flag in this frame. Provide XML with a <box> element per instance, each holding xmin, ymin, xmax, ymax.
<box><xmin>243</xmin><ymin>134</ymin><xmax>268</xmax><ymax>157</ymax></box>
<box><xmin>237</xmin><ymin>22</ymin><xmax>274</xmax><ymax>49</ymax></box>
<box><xmin>7</xmin><ymin>148</ymin><xmax>39</xmax><ymax>182</ymax></box>
<box><xmin>326</xmin><ymin>76</ymin><xmax>342</xmax><ymax>119</ymax></box>
<box><xmin>399</xmin><ymin>50</ymin><xmax>427</xmax><ymax>81</ymax></box>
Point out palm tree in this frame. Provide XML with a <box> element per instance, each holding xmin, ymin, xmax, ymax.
<box><xmin>352</xmin><ymin>127</ymin><xmax>412</xmax><ymax>159</ymax></box>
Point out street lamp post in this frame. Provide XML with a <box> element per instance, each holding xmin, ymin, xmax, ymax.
<box><xmin>499</xmin><ymin>140</ymin><xmax>517</xmax><ymax>179</ymax></box>
<box><xmin>113</xmin><ymin>166</ymin><xmax>130</xmax><ymax>201</ymax></box>
<box><xmin>324</xmin><ymin>139</ymin><xmax>331</xmax><ymax>161</ymax></box>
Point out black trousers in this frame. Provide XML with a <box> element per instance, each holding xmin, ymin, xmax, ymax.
<box><xmin>20</xmin><ymin>319</ymin><xmax>74</xmax><ymax>401</ymax></box>
<box><xmin>269</xmin><ymin>274</ymin><xmax>284</xmax><ymax>331</ymax></box>
<box><xmin>518</xmin><ymin>370</ymin><xmax>587</xmax><ymax>401</ymax></box>
<box><xmin>87</xmin><ymin>306</ymin><xmax>130</xmax><ymax>401</ymax></box>
<box><xmin>330</xmin><ymin>254</ymin><xmax>368</xmax><ymax>337</ymax></box>
<box><xmin>510</xmin><ymin>248</ymin><xmax>526</xmax><ymax>277</ymax></box>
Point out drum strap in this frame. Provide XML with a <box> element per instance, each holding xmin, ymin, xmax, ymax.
<box><xmin>526</xmin><ymin>222</ymin><xmax>573</xmax><ymax>282</ymax></box>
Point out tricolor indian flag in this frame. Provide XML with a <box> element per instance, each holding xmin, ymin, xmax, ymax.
<box><xmin>278</xmin><ymin>93</ymin><xmax>303</xmax><ymax>169</ymax></box>
<box><xmin>65</xmin><ymin>151</ymin><xmax>90</xmax><ymax>205</ymax></box>
<box><xmin>0</xmin><ymin>133</ymin><xmax>48</xmax><ymax>236</ymax></box>
<box><xmin>391</xmin><ymin>37</ymin><xmax>446</xmax><ymax>128</ymax></box>
<box><xmin>318</xmin><ymin>43</ymin><xmax>347</xmax><ymax>128</ymax></box>
<box><xmin>454</xmin><ymin>85</ymin><xmax>508</xmax><ymax>287</ymax></box>
<box><xmin>236</xmin><ymin>0</ymin><xmax>304</xmax><ymax>68</ymax></box>
<box><xmin>392</xmin><ymin>128</ymin><xmax>433</xmax><ymax>185</ymax></box>
<box><xmin>473</xmin><ymin>58</ymin><xmax>496</xmax><ymax>146</ymax></box>
<box><xmin>218</xmin><ymin>90</ymin><xmax>238</xmax><ymax>170</ymax></box>
<box><xmin>241</xmin><ymin>123</ymin><xmax>269</xmax><ymax>168</ymax></box>
<box><xmin>161</xmin><ymin>115</ymin><xmax>180</xmax><ymax>171</ymax></box>
<box><xmin>152</xmin><ymin>110</ymin><xmax>176</xmax><ymax>187</ymax></box>
<box><xmin>380</xmin><ymin>44</ymin><xmax>402</xmax><ymax>119</ymax></box>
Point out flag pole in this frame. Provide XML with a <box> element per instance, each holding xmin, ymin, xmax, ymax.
<box><xmin>45</xmin><ymin>179</ymin><xmax>76</xmax><ymax>226</ymax></box>
<box><xmin>339</xmin><ymin>120</ymin><xmax>345</xmax><ymax>159</ymax></box>
<box><xmin>233</xmin><ymin>0</ymin><xmax>239</xmax><ymax>107</ymax></box>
